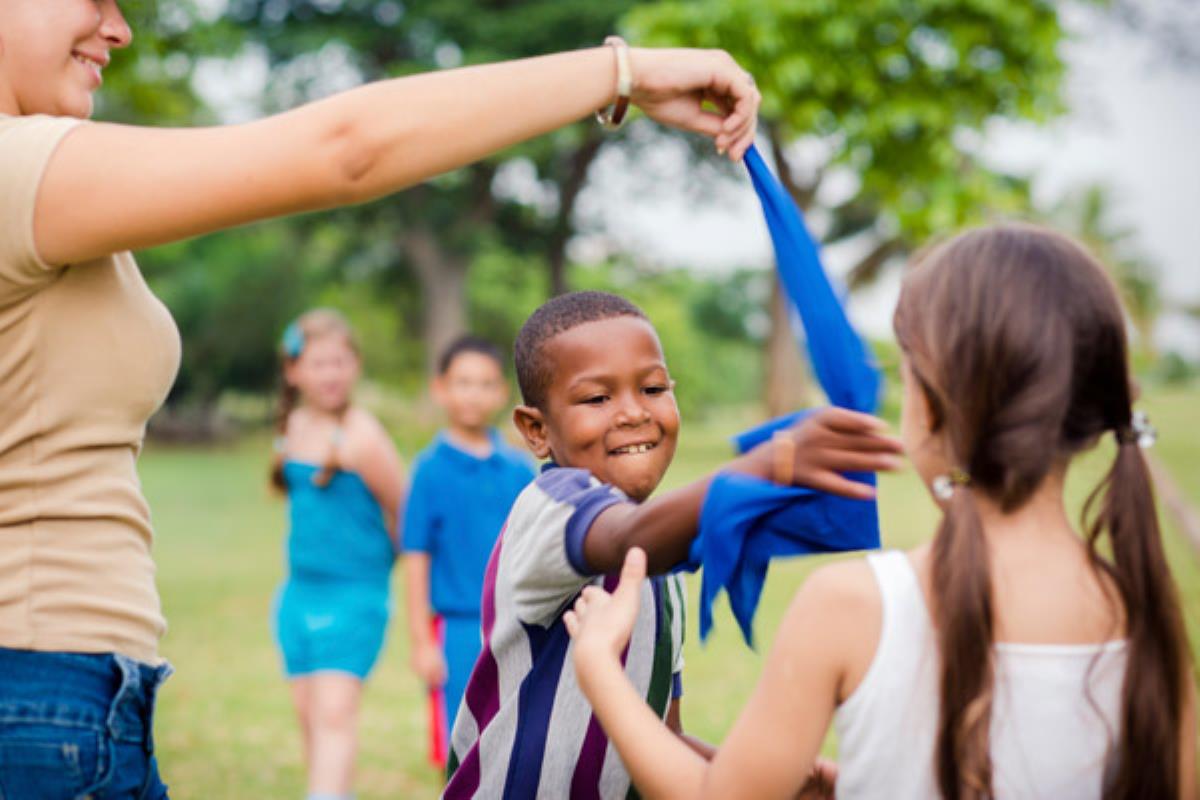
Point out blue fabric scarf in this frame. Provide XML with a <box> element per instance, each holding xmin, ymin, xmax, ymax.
<box><xmin>678</xmin><ymin>144</ymin><xmax>883</xmax><ymax>647</ymax></box>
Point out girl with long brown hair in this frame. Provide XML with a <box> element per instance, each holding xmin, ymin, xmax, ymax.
<box><xmin>564</xmin><ymin>223</ymin><xmax>1196</xmax><ymax>799</ymax></box>
<box><xmin>270</xmin><ymin>309</ymin><xmax>405</xmax><ymax>800</ymax></box>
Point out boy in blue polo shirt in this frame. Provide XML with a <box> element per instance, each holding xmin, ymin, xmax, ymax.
<box><xmin>402</xmin><ymin>335</ymin><xmax>535</xmax><ymax>768</ymax></box>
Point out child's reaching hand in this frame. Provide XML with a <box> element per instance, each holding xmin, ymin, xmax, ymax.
<box><xmin>564</xmin><ymin>547</ymin><xmax>648</xmax><ymax>660</ymax></box>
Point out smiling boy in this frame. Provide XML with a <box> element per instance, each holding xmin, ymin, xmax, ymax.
<box><xmin>443</xmin><ymin>291</ymin><xmax>901</xmax><ymax>799</ymax></box>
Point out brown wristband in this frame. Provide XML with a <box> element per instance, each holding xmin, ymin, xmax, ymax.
<box><xmin>772</xmin><ymin>431</ymin><xmax>796</xmax><ymax>486</ymax></box>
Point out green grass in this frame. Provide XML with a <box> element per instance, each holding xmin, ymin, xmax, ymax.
<box><xmin>147</xmin><ymin>389</ymin><xmax>1200</xmax><ymax>798</ymax></box>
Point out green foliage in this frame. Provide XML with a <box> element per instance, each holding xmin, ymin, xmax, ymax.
<box><xmin>1048</xmin><ymin>184</ymin><xmax>1161</xmax><ymax>353</ymax></box>
<box><xmin>465</xmin><ymin>244</ymin><xmax>551</xmax><ymax>363</ymax></box>
<box><xmin>625</xmin><ymin>0</ymin><xmax>1068</xmax><ymax>242</ymax></box>
<box><xmin>138</xmin><ymin>222</ymin><xmax>319</xmax><ymax>408</ymax></box>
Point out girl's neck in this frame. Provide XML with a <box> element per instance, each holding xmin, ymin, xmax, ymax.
<box><xmin>299</xmin><ymin>402</ymin><xmax>349</xmax><ymax>426</ymax></box>
<box><xmin>972</xmin><ymin>470</ymin><xmax>1074</xmax><ymax>546</ymax></box>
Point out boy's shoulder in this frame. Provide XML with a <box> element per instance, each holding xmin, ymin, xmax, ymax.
<box><xmin>528</xmin><ymin>464</ymin><xmax>605</xmax><ymax>497</ymax></box>
<box><xmin>506</xmin><ymin>466</ymin><xmax>628</xmax><ymax>540</ymax></box>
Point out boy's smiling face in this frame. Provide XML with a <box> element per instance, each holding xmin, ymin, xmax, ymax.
<box><xmin>514</xmin><ymin>316</ymin><xmax>679</xmax><ymax>502</ymax></box>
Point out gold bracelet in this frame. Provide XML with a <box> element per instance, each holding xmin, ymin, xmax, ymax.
<box><xmin>596</xmin><ymin>36</ymin><xmax>632</xmax><ymax>130</ymax></box>
<box><xmin>772</xmin><ymin>431</ymin><xmax>795</xmax><ymax>486</ymax></box>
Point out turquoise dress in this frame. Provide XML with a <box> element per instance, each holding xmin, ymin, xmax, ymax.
<box><xmin>273</xmin><ymin>461</ymin><xmax>395</xmax><ymax>679</ymax></box>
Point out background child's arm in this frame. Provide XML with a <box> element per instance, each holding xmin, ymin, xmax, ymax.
<box><xmin>399</xmin><ymin>459</ymin><xmax>447</xmax><ymax>687</ymax></box>
<box><xmin>346</xmin><ymin>410</ymin><xmax>407</xmax><ymax>541</ymax></box>
<box><xmin>566</xmin><ymin>549</ymin><xmax>873</xmax><ymax>799</ymax></box>
<box><xmin>403</xmin><ymin>554</ymin><xmax>447</xmax><ymax>687</ymax></box>
<box><xmin>582</xmin><ymin>407</ymin><xmax>902</xmax><ymax>575</ymax></box>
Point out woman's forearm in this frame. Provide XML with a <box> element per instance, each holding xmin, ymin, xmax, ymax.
<box><xmin>316</xmin><ymin>48</ymin><xmax>619</xmax><ymax>203</ymax></box>
<box><xmin>38</xmin><ymin>45</ymin><xmax>758</xmax><ymax>266</ymax></box>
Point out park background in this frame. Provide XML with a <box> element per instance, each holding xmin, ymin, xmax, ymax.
<box><xmin>95</xmin><ymin>0</ymin><xmax>1200</xmax><ymax>795</ymax></box>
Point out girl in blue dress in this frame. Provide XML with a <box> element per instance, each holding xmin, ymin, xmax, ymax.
<box><xmin>270</xmin><ymin>309</ymin><xmax>406</xmax><ymax>800</ymax></box>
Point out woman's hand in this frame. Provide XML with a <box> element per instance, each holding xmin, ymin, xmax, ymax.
<box><xmin>564</xmin><ymin>547</ymin><xmax>647</xmax><ymax>662</ymax></box>
<box><xmin>630</xmin><ymin>48</ymin><xmax>761</xmax><ymax>162</ymax></box>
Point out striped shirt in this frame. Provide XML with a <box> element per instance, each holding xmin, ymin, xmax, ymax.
<box><xmin>444</xmin><ymin>466</ymin><xmax>687</xmax><ymax>800</ymax></box>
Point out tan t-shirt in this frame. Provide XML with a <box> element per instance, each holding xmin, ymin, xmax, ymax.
<box><xmin>0</xmin><ymin>114</ymin><xmax>181</xmax><ymax>662</ymax></box>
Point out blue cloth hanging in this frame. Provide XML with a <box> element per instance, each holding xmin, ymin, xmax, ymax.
<box><xmin>678</xmin><ymin>144</ymin><xmax>883</xmax><ymax>647</ymax></box>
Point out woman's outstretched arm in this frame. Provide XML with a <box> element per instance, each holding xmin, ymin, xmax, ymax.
<box><xmin>35</xmin><ymin>46</ymin><xmax>759</xmax><ymax>266</ymax></box>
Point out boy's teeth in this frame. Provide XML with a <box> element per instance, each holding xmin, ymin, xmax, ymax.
<box><xmin>614</xmin><ymin>443</ymin><xmax>654</xmax><ymax>455</ymax></box>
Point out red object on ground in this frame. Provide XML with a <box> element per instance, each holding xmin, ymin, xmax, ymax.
<box><xmin>428</xmin><ymin>614</ymin><xmax>448</xmax><ymax>770</ymax></box>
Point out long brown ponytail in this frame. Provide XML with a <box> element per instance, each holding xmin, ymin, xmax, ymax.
<box><xmin>893</xmin><ymin>223</ymin><xmax>1190</xmax><ymax>799</ymax></box>
<box><xmin>269</xmin><ymin>308</ymin><xmax>360</xmax><ymax>493</ymax></box>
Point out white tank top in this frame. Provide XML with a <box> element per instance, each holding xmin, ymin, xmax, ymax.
<box><xmin>833</xmin><ymin>551</ymin><xmax>1127</xmax><ymax>799</ymax></box>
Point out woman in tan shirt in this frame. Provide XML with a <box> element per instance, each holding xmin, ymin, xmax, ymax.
<box><xmin>0</xmin><ymin>1</ymin><xmax>760</xmax><ymax>795</ymax></box>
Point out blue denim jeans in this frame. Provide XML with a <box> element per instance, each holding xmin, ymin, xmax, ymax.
<box><xmin>0</xmin><ymin>647</ymin><xmax>171</xmax><ymax>799</ymax></box>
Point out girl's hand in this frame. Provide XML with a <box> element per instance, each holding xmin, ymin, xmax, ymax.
<box><xmin>564</xmin><ymin>547</ymin><xmax>647</xmax><ymax>661</ymax></box>
<box><xmin>629</xmin><ymin>48</ymin><xmax>761</xmax><ymax>162</ymax></box>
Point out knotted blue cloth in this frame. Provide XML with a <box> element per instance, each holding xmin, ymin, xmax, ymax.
<box><xmin>679</xmin><ymin>144</ymin><xmax>883</xmax><ymax>647</ymax></box>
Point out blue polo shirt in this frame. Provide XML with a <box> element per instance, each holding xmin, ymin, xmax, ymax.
<box><xmin>402</xmin><ymin>429</ymin><xmax>536</xmax><ymax>617</ymax></box>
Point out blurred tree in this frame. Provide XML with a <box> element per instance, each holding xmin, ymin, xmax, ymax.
<box><xmin>627</xmin><ymin>0</ymin><xmax>1068</xmax><ymax>413</ymax></box>
<box><xmin>203</xmin><ymin>0</ymin><xmax>651</xmax><ymax>372</ymax></box>
<box><xmin>1048</xmin><ymin>184</ymin><xmax>1161</xmax><ymax>358</ymax></box>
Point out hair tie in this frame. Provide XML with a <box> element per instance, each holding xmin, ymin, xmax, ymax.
<box><xmin>1116</xmin><ymin>410</ymin><xmax>1156</xmax><ymax>449</ymax></box>
<box><xmin>932</xmin><ymin>467</ymin><xmax>971</xmax><ymax>501</ymax></box>
<box><xmin>281</xmin><ymin>321</ymin><xmax>305</xmax><ymax>359</ymax></box>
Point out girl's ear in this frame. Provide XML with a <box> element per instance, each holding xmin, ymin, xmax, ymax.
<box><xmin>513</xmin><ymin>405</ymin><xmax>552</xmax><ymax>460</ymax></box>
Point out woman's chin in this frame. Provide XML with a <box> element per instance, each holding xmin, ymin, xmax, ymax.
<box><xmin>56</xmin><ymin>90</ymin><xmax>95</xmax><ymax>119</ymax></box>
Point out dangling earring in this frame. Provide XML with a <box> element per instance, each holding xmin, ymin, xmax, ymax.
<box><xmin>932</xmin><ymin>468</ymin><xmax>971</xmax><ymax>501</ymax></box>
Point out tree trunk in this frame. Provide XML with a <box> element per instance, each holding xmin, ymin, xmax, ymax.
<box><xmin>408</xmin><ymin>226</ymin><xmax>469</xmax><ymax>375</ymax></box>
<box><xmin>763</xmin><ymin>126</ymin><xmax>818</xmax><ymax>416</ymax></box>
<box><xmin>547</xmin><ymin>132</ymin><xmax>605</xmax><ymax>297</ymax></box>
<box><xmin>764</xmin><ymin>274</ymin><xmax>812</xmax><ymax>416</ymax></box>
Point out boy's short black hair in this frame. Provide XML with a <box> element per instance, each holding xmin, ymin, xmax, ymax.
<box><xmin>514</xmin><ymin>291</ymin><xmax>648</xmax><ymax>408</ymax></box>
<box><xmin>438</xmin><ymin>335</ymin><xmax>504</xmax><ymax>375</ymax></box>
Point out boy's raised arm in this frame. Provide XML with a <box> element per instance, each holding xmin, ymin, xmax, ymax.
<box><xmin>582</xmin><ymin>408</ymin><xmax>902</xmax><ymax>575</ymax></box>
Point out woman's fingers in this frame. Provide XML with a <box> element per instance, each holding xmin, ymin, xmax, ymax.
<box><xmin>628</xmin><ymin>47</ymin><xmax>760</xmax><ymax>161</ymax></box>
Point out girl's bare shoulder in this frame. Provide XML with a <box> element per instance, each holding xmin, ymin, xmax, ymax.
<box><xmin>339</xmin><ymin>407</ymin><xmax>397</xmax><ymax>462</ymax></box>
